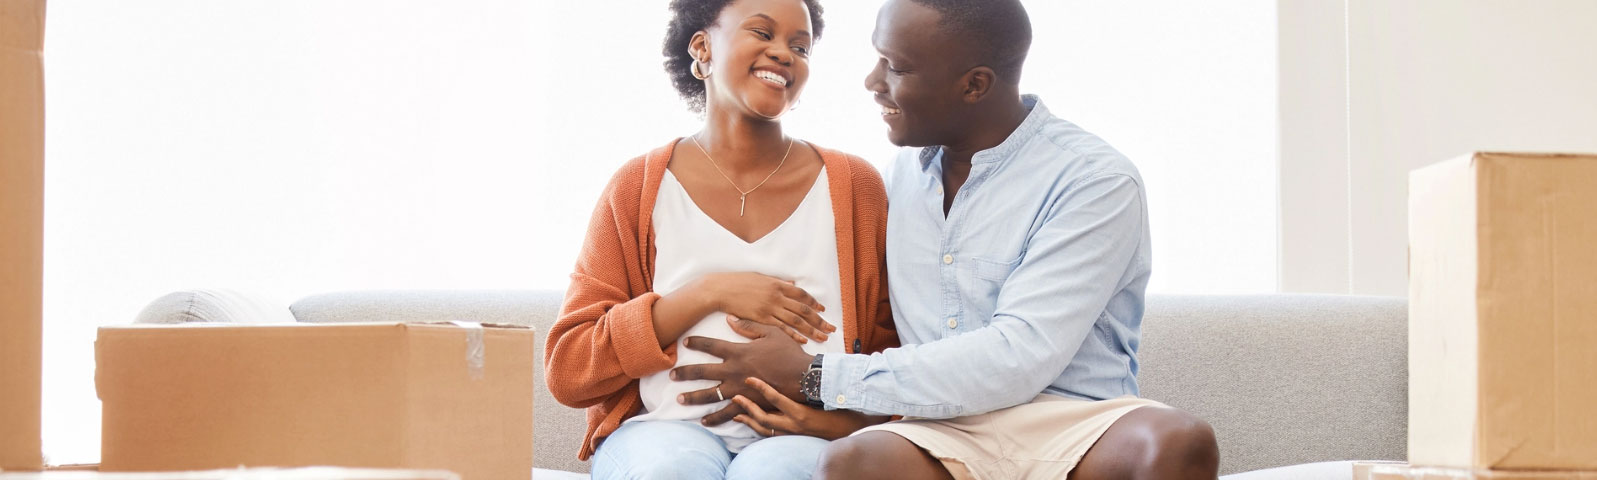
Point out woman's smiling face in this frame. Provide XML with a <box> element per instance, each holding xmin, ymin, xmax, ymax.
<box><xmin>692</xmin><ymin>0</ymin><xmax>815</xmax><ymax>120</ymax></box>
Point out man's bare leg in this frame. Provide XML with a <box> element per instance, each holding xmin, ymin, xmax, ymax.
<box><xmin>1068</xmin><ymin>406</ymin><xmax>1220</xmax><ymax>480</ymax></box>
<box><xmin>818</xmin><ymin>406</ymin><xmax>1218</xmax><ymax>479</ymax></box>
<box><xmin>815</xmin><ymin>431</ymin><xmax>955</xmax><ymax>480</ymax></box>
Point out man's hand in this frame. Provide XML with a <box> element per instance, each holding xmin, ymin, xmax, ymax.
<box><xmin>671</xmin><ymin>315</ymin><xmax>814</xmax><ymax>425</ymax></box>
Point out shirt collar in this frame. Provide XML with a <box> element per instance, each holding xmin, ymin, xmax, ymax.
<box><xmin>919</xmin><ymin>94</ymin><xmax>1051</xmax><ymax>171</ymax></box>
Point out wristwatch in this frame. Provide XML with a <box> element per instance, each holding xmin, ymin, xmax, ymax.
<box><xmin>799</xmin><ymin>354</ymin><xmax>825</xmax><ymax>408</ymax></box>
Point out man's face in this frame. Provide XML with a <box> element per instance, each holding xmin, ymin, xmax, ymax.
<box><xmin>865</xmin><ymin>0</ymin><xmax>971</xmax><ymax>147</ymax></box>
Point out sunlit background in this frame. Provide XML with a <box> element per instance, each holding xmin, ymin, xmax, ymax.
<box><xmin>42</xmin><ymin>0</ymin><xmax>1276</xmax><ymax>463</ymax></box>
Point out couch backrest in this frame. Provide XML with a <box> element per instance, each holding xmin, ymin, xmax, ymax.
<box><xmin>1137</xmin><ymin>294</ymin><xmax>1407</xmax><ymax>474</ymax></box>
<box><xmin>290</xmin><ymin>291</ymin><xmax>1407</xmax><ymax>475</ymax></box>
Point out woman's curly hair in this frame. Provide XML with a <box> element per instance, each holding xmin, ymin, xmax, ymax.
<box><xmin>664</xmin><ymin>0</ymin><xmax>825</xmax><ymax>113</ymax></box>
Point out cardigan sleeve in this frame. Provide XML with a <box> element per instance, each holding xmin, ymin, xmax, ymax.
<box><xmin>543</xmin><ymin>162</ymin><xmax>675</xmax><ymax>408</ymax></box>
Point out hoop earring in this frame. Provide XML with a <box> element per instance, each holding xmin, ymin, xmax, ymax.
<box><xmin>691</xmin><ymin>57</ymin><xmax>710</xmax><ymax>80</ymax></box>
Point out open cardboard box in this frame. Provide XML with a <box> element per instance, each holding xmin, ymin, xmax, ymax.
<box><xmin>95</xmin><ymin>322</ymin><xmax>535</xmax><ymax>480</ymax></box>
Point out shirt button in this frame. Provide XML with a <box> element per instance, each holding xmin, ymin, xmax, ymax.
<box><xmin>942</xmin><ymin>254</ymin><xmax>954</xmax><ymax>265</ymax></box>
<box><xmin>936</xmin><ymin>185</ymin><xmax>944</xmax><ymax>195</ymax></box>
<box><xmin>947</xmin><ymin>317</ymin><xmax>958</xmax><ymax>329</ymax></box>
<box><xmin>835</xmin><ymin>395</ymin><xmax>847</xmax><ymax>404</ymax></box>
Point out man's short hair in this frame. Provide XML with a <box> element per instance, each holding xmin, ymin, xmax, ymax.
<box><xmin>910</xmin><ymin>0</ymin><xmax>1032</xmax><ymax>83</ymax></box>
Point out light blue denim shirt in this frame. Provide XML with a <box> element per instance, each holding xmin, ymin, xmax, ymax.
<box><xmin>821</xmin><ymin>95</ymin><xmax>1151</xmax><ymax>418</ymax></box>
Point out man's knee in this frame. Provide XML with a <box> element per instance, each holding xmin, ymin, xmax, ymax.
<box><xmin>1130</xmin><ymin>407</ymin><xmax>1220</xmax><ymax>476</ymax></box>
<box><xmin>817</xmin><ymin>431</ymin><xmax>952</xmax><ymax>480</ymax></box>
<box><xmin>816</xmin><ymin>434</ymin><xmax>878</xmax><ymax>478</ymax></box>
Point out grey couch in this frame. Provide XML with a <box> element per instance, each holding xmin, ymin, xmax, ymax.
<box><xmin>145</xmin><ymin>290</ymin><xmax>1407</xmax><ymax>478</ymax></box>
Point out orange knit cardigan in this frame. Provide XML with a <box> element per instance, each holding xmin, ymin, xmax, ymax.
<box><xmin>543</xmin><ymin>139</ymin><xmax>900</xmax><ymax>460</ymax></box>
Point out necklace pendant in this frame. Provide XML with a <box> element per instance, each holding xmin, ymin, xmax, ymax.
<box><xmin>739</xmin><ymin>194</ymin><xmax>747</xmax><ymax>216</ymax></box>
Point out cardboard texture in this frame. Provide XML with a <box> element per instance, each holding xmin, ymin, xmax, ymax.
<box><xmin>96</xmin><ymin>323</ymin><xmax>534</xmax><ymax>480</ymax></box>
<box><xmin>0</xmin><ymin>0</ymin><xmax>46</xmax><ymax>471</ymax></box>
<box><xmin>1409</xmin><ymin>152</ymin><xmax>1597</xmax><ymax>470</ymax></box>
<box><xmin>1356</xmin><ymin>462</ymin><xmax>1597</xmax><ymax>480</ymax></box>
<box><xmin>0</xmin><ymin>467</ymin><xmax>459</xmax><ymax>480</ymax></box>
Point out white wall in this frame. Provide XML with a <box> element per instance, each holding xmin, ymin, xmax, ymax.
<box><xmin>1279</xmin><ymin>0</ymin><xmax>1597</xmax><ymax>296</ymax></box>
<box><xmin>1277</xmin><ymin>0</ymin><xmax>1351</xmax><ymax>293</ymax></box>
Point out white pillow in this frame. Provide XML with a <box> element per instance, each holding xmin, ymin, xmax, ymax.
<box><xmin>133</xmin><ymin>289</ymin><xmax>298</xmax><ymax>324</ymax></box>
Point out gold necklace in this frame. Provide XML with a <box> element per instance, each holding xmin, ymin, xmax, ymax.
<box><xmin>689</xmin><ymin>135</ymin><xmax>795</xmax><ymax>216</ymax></box>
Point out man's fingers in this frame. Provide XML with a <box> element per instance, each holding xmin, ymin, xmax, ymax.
<box><xmin>676</xmin><ymin>385</ymin><xmax>719</xmax><ymax>406</ymax></box>
<box><xmin>669</xmin><ymin>362</ymin><xmax>730</xmax><ymax>382</ymax></box>
<box><xmin>700</xmin><ymin>402</ymin><xmax>745</xmax><ymax>426</ymax></box>
<box><xmin>681</xmin><ymin>335</ymin><xmax>739</xmax><ymax>357</ymax></box>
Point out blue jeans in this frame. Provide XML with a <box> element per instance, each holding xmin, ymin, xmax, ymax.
<box><xmin>591</xmin><ymin>420</ymin><xmax>829</xmax><ymax>480</ymax></box>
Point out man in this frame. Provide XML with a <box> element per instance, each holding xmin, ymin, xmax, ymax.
<box><xmin>672</xmin><ymin>0</ymin><xmax>1221</xmax><ymax>478</ymax></box>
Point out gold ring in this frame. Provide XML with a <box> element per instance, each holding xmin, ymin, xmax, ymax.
<box><xmin>716</xmin><ymin>387</ymin><xmax>724</xmax><ymax>402</ymax></box>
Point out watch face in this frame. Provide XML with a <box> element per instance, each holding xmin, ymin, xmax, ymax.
<box><xmin>803</xmin><ymin>368</ymin><xmax>824</xmax><ymax>399</ymax></box>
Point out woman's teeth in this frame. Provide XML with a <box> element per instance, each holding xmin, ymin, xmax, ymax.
<box><xmin>882</xmin><ymin>106</ymin><xmax>902</xmax><ymax>116</ymax></box>
<box><xmin>755</xmin><ymin>71</ymin><xmax>788</xmax><ymax>87</ymax></box>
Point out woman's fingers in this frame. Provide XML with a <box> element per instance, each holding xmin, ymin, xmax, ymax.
<box><xmin>780</xmin><ymin>297</ymin><xmax>836</xmax><ymax>335</ymax></box>
<box><xmin>778</xmin><ymin>282</ymin><xmax>825</xmax><ymax>313</ymax></box>
<box><xmin>745</xmin><ymin>376</ymin><xmax>808</xmax><ymax>414</ymax></box>
<box><xmin>732</xmin><ymin>413</ymin><xmax>781</xmax><ymax>437</ymax></box>
<box><xmin>781</xmin><ymin>325</ymin><xmax>807</xmax><ymax>344</ymax></box>
<box><xmin>772</xmin><ymin>308</ymin><xmax>827</xmax><ymax>342</ymax></box>
<box><xmin>738</xmin><ymin>314</ymin><xmax>808</xmax><ymax>344</ymax></box>
<box><xmin>731</xmin><ymin>394</ymin><xmax>802</xmax><ymax>435</ymax></box>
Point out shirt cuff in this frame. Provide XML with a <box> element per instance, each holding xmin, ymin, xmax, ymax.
<box><xmin>819</xmin><ymin>352</ymin><xmax>859</xmax><ymax>410</ymax></box>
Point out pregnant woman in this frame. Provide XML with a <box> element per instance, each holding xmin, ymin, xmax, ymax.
<box><xmin>543</xmin><ymin>0</ymin><xmax>898</xmax><ymax>478</ymax></box>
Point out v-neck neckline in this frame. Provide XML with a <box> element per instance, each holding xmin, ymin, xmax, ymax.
<box><xmin>662</xmin><ymin>166</ymin><xmax>828</xmax><ymax>245</ymax></box>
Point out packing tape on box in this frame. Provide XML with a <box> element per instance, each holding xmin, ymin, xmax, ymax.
<box><xmin>448</xmin><ymin>321</ymin><xmax>485</xmax><ymax>380</ymax></box>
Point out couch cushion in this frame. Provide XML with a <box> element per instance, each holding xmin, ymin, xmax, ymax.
<box><xmin>1139</xmin><ymin>295</ymin><xmax>1407</xmax><ymax>475</ymax></box>
<box><xmin>290</xmin><ymin>289</ymin><xmax>587</xmax><ymax>474</ymax></box>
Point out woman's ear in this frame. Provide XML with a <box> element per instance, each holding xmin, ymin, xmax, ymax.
<box><xmin>688</xmin><ymin>31</ymin><xmax>712</xmax><ymax>63</ymax></box>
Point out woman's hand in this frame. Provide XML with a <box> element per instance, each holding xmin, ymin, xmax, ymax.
<box><xmin>728</xmin><ymin>377</ymin><xmax>890</xmax><ymax>440</ymax></box>
<box><xmin>695</xmin><ymin>272</ymin><xmax>834</xmax><ymax>343</ymax></box>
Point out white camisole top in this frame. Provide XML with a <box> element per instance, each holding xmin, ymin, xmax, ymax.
<box><xmin>627</xmin><ymin>166</ymin><xmax>845</xmax><ymax>452</ymax></box>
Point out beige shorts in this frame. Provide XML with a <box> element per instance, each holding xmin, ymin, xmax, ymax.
<box><xmin>854</xmin><ymin>394</ymin><xmax>1167</xmax><ymax>480</ymax></box>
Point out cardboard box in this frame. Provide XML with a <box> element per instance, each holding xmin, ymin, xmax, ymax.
<box><xmin>0</xmin><ymin>467</ymin><xmax>460</xmax><ymax>480</ymax></box>
<box><xmin>1408</xmin><ymin>152</ymin><xmax>1597</xmax><ymax>470</ymax></box>
<box><xmin>1356</xmin><ymin>462</ymin><xmax>1597</xmax><ymax>480</ymax></box>
<box><xmin>96</xmin><ymin>323</ymin><xmax>534</xmax><ymax>480</ymax></box>
<box><xmin>1</xmin><ymin>0</ymin><xmax>46</xmax><ymax>471</ymax></box>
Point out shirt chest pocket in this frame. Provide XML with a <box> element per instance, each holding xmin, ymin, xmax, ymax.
<box><xmin>958</xmin><ymin>254</ymin><xmax>1023</xmax><ymax>318</ymax></box>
